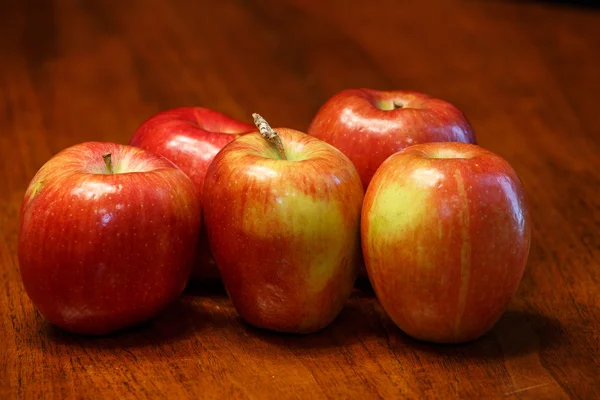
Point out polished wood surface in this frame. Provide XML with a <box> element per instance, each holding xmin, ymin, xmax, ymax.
<box><xmin>2</xmin><ymin>1</ymin><xmax>599</xmax><ymax>398</ymax></box>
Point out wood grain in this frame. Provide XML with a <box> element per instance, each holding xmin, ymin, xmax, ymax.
<box><xmin>1</xmin><ymin>0</ymin><xmax>599</xmax><ymax>398</ymax></box>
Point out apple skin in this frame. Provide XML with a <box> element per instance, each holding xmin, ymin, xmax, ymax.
<box><xmin>361</xmin><ymin>142</ymin><xmax>531</xmax><ymax>343</ymax></box>
<box><xmin>308</xmin><ymin>88</ymin><xmax>476</xmax><ymax>190</ymax></box>
<box><xmin>129</xmin><ymin>107</ymin><xmax>255</xmax><ymax>280</ymax></box>
<box><xmin>18</xmin><ymin>142</ymin><xmax>201</xmax><ymax>335</ymax></box>
<box><xmin>203</xmin><ymin>129</ymin><xmax>364</xmax><ymax>334</ymax></box>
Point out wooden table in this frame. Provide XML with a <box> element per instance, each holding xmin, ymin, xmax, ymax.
<box><xmin>2</xmin><ymin>1</ymin><xmax>599</xmax><ymax>398</ymax></box>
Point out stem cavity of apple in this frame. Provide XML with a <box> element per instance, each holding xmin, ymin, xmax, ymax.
<box><xmin>102</xmin><ymin>152</ymin><xmax>114</xmax><ymax>174</ymax></box>
<box><xmin>377</xmin><ymin>99</ymin><xmax>405</xmax><ymax>111</ymax></box>
<box><xmin>252</xmin><ymin>113</ymin><xmax>287</xmax><ymax>160</ymax></box>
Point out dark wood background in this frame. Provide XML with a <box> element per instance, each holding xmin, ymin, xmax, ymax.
<box><xmin>1</xmin><ymin>0</ymin><xmax>599</xmax><ymax>398</ymax></box>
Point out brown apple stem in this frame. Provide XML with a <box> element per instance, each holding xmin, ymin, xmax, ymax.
<box><xmin>102</xmin><ymin>152</ymin><xmax>114</xmax><ymax>174</ymax></box>
<box><xmin>252</xmin><ymin>113</ymin><xmax>287</xmax><ymax>160</ymax></box>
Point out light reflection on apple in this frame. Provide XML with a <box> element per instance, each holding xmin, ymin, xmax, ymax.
<box><xmin>167</xmin><ymin>134</ymin><xmax>222</xmax><ymax>162</ymax></box>
<box><xmin>498</xmin><ymin>175</ymin><xmax>527</xmax><ymax>234</ymax></box>
<box><xmin>246</xmin><ymin>165</ymin><xmax>278</xmax><ymax>180</ymax></box>
<box><xmin>71</xmin><ymin>181</ymin><xmax>118</xmax><ymax>200</ymax></box>
<box><xmin>411</xmin><ymin>168</ymin><xmax>445</xmax><ymax>187</ymax></box>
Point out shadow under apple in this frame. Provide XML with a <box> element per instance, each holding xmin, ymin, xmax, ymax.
<box><xmin>31</xmin><ymin>286</ymin><xmax>567</xmax><ymax>366</ymax></box>
<box><xmin>184</xmin><ymin>278</ymin><xmax>228</xmax><ymax>298</ymax></box>
<box><xmin>34</xmin><ymin>295</ymin><xmax>232</xmax><ymax>353</ymax></box>
<box><xmin>238</xmin><ymin>290</ymin><xmax>385</xmax><ymax>352</ymax></box>
<box><xmin>379</xmin><ymin>309</ymin><xmax>567</xmax><ymax>361</ymax></box>
<box><xmin>489</xmin><ymin>0</ymin><xmax>600</xmax><ymax>9</ymax></box>
<box><xmin>354</xmin><ymin>275</ymin><xmax>376</xmax><ymax>296</ymax></box>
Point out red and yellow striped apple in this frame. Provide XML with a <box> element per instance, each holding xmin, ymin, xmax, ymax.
<box><xmin>130</xmin><ymin>107</ymin><xmax>254</xmax><ymax>280</ymax></box>
<box><xmin>18</xmin><ymin>142</ymin><xmax>201</xmax><ymax>335</ymax></box>
<box><xmin>203</xmin><ymin>118</ymin><xmax>364</xmax><ymax>333</ymax></box>
<box><xmin>362</xmin><ymin>142</ymin><xmax>531</xmax><ymax>343</ymax></box>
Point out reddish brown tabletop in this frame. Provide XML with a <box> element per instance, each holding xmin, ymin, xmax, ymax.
<box><xmin>1</xmin><ymin>1</ymin><xmax>599</xmax><ymax>398</ymax></box>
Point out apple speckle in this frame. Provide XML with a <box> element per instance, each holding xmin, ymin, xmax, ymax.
<box><xmin>100</xmin><ymin>213</ymin><xmax>113</xmax><ymax>226</ymax></box>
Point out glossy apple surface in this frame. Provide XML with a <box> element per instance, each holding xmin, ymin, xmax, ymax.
<box><xmin>18</xmin><ymin>142</ymin><xmax>201</xmax><ymax>335</ymax></box>
<box><xmin>308</xmin><ymin>88</ymin><xmax>476</xmax><ymax>190</ymax></box>
<box><xmin>130</xmin><ymin>107</ymin><xmax>255</xmax><ymax>280</ymax></box>
<box><xmin>203</xmin><ymin>129</ymin><xmax>364</xmax><ymax>333</ymax></box>
<box><xmin>362</xmin><ymin>142</ymin><xmax>531</xmax><ymax>343</ymax></box>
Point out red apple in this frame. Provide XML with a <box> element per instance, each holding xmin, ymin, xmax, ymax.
<box><xmin>129</xmin><ymin>107</ymin><xmax>255</xmax><ymax>280</ymax></box>
<box><xmin>203</xmin><ymin>118</ymin><xmax>364</xmax><ymax>333</ymax></box>
<box><xmin>18</xmin><ymin>142</ymin><xmax>201</xmax><ymax>335</ymax></box>
<box><xmin>361</xmin><ymin>142</ymin><xmax>531</xmax><ymax>343</ymax></box>
<box><xmin>308</xmin><ymin>88</ymin><xmax>476</xmax><ymax>190</ymax></box>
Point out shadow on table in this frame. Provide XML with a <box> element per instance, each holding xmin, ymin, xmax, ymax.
<box><xmin>179</xmin><ymin>276</ymin><xmax>381</xmax><ymax>351</ymax></box>
<box><xmin>241</xmin><ymin>294</ymin><xmax>383</xmax><ymax>351</ymax></box>
<box><xmin>185</xmin><ymin>278</ymin><xmax>567</xmax><ymax>361</ymax></box>
<box><xmin>184</xmin><ymin>278</ymin><xmax>229</xmax><ymax>297</ymax></box>
<box><xmin>387</xmin><ymin>309</ymin><xmax>567</xmax><ymax>361</ymax></box>
<box><xmin>183</xmin><ymin>276</ymin><xmax>376</xmax><ymax>297</ymax></box>
<box><xmin>35</xmin><ymin>295</ymin><xmax>232</xmax><ymax>352</ymax></box>
<box><xmin>181</xmin><ymin>276</ymin><xmax>559</xmax><ymax>360</ymax></box>
<box><xmin>33</xmin><ymin>274</ymin><xmax>567</xmax><ymax>362</ymax></box>
<box><xmin>246</xmin><ymin>301</ymin><xmax>567</xmax><ymax>361</ymax></box>
<box><xmin>354</xmin><ymin>275</ymin><xmax>376</xmax><ymax>296</ymax></box>
<box><xmin>35</xmin><ymin>278</ymin><xmax>370</xmax><ymax>354</ymax></box>
<box><xmin>490</xmin><ymin>0</ymin><xmax>600</xmax><ymax>8</ymax></box>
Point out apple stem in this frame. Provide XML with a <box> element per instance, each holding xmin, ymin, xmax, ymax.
<box><xmin>252</xmin><ymin>113</ymin><xmax>287</xmax><ymax>160</ymax></box>
<box><xmin>102</xmin><ymin>152</ymin><xmax>114</xmax><ymax>174</ymax></box>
